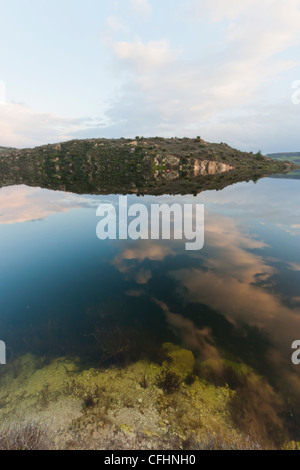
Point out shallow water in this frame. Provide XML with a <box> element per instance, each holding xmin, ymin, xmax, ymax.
<box><xmin>0</xmin><ymin>175</ymin><xmax>300</xmax><ymax>436</ymax></box>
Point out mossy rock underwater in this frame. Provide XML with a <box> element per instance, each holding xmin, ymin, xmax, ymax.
<box><xmin>161</xmin><ymin>343</ymin><xmax>195</xmax><ymax>379</ymax></box>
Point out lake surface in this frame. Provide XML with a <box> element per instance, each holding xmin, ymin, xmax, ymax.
<box><xmin>0</xmin><ymin>174</ymin><xmax>300</xmax><ymax>441</ymax></box>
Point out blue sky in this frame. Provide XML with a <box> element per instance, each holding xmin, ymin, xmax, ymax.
<box><xmin>0</xmin><ymin>0</ymin><xmax>300</xmax><ymax>152</ymax></box>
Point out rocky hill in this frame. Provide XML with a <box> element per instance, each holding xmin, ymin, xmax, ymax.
<box><xmin>0</xmin><ymin>137</ymin><xmax>295</xmax><ymax>195</ymax></box>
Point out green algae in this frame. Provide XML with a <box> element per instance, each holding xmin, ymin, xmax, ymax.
<box><xmin>0</xmin><ymin>343</ymin><xmax>292</xmax><ymax>449</ymax></box>
<box><xmin>282</xmin><ymin>441</ymin><xmax>300</xmax><ymax>450</ymax></box>
<box><xmin>162</xmin><ymin>343</ymin><xmax>195</xmax><ymax>379</ymax></box>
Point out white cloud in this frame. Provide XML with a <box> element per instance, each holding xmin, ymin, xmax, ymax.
<box><xmin>0</xmin><ymin>185</ymin><xmax>95</xmax><ymax>224</ymax></box>
<box><xmin>196</xmin><ymin>100</ymin><xmax>300</xmax><ymax>152</ymax></box>
<box><xmin>129</xmin><ymin>0</ymin><xmax>152</xmax><ymax>19</ymax></box>
<box><xmin>103</xmin><ymin>0</ymin><xmax>300</xmax><ymax>150</ymax></box>
<box><xmin>0</xmin><ymin>102</ymin><xmax>105</xmax><ymax>148</ymax></box>
<box><xmin>183</xmin><ymin>0</ymin><xmax>300</xmax><ymax>30</ymax></box>
<box><xmin>2</xmin><ymin>0</ymin><xmax>300</xmax><ymax>150</ymax></box>
<box><xmin>171</xmin><ymin>211</ymin><xmax>300</xmax><ymax>358</ymax></box>
<box><xmin>105</xmin><ymin>15</ymin><xmax>128</xmax><ymax>33</ymax></box>
<box><xmin>113</xmin><ymin>38</ymin><xmax>179</xmax><ymax>73</ymax></box>
<box><xmin>155</xmin><ymin>299</ymin><xmax>221</xmax><ymax>360</ymax></box>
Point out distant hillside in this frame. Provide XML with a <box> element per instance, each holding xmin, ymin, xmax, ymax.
<box><xmin>267</xmin><ymin>152</ymin><xmax>300</xmax><ymax>165</ymax></box>
<box><xmin>0</xmin><ymin>146</ymin><xmax>15</xmax><ymax>155</ymax></box>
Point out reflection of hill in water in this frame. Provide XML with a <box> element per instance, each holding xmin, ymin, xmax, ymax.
<box><xmin>269</xmin><ymin>170</ymin><xmax>300</xmax><ymax>180</ymax></box>
<box><xmin>268</xmin><ymin>152</ymin><xmax>300</xmax><ymax>165</ymax></box>
<box><xmin>0</xmin><ymin>138</ymin><xmax>293</xmax><ymax>195</ymax></box>
<box><xmin>267</xmin><ymin>152</ymin><xmax>300</xmax><ymax>180</ymax></box>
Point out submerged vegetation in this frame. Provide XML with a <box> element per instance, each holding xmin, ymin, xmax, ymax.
<box><xmin>0</xmin><ymin>420</ymin><xmax>53</xmax><ymax>450</ymax></box>
<box><xmin>0</xmin><ymin>341</ymin><xmax>299</xmax><ymax>450</ymax></box>
<box><xmin>0</xmin><ymin>137</ymin><xmax>295</xmax><ymax>195</ymax></box>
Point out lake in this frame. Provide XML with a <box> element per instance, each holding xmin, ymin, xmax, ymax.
<box><xmin>0</xmin><ymin>173</ymin><xmax>299</xmax><ymax>448</ymax></box>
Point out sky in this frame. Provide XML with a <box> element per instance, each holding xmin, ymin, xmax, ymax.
<box><xmin>0</xmin><ymin>0</ymin><xmax>300</xmax><ymax>152</ymax></box>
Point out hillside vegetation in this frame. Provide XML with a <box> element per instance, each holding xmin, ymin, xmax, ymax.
<box><xmin>0</xmin><ymin>137</ymin><xmax>295</xmax><ymax>195</ymax></box>
<box><xmin>268</xmin><ymin>152</ymin><xmax>300</xmax><ymax>165</ymax></box>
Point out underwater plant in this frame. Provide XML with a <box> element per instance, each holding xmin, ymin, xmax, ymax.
<box><xmin>156</xmin><ymin>370</ymin><xmax>181</xmax><ymax>395</ymax></box>
<box><xmin>0</xmin><ymin>420</ymin><xmax>54</xmax><ymax>450</ymax></box>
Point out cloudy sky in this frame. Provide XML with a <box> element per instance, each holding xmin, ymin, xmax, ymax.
<box><xmin>0</xmin><ymin>0</ymin><xmax>300</xmax><ymax>152</ymax></box>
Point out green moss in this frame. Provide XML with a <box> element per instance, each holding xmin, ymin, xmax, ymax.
<box><xmin>162</xmin><ymin>343</ymin><xmax>195</xmax><ymax>379</ymax></box>
<box><xmin>0</xmin><ymin>343</ymin><xmax>291</xmax><ymax>450</ymax></box>
<box><xmin>118</xmin><ymin>424</ymin><xmax>134</xmax><ymax>435</ymax></box>
<box><xmin>281</xmin><ymin>441</ymin><xmax>300</xmax><ymax>450</ymax></box>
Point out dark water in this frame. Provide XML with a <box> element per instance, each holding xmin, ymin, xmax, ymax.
<box><xmin>0</xmin><ymin>176</ymin><xmax>300</xmax><ymax>401</ymax></box>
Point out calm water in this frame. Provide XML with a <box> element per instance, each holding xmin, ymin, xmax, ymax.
<box><xmin>0</xmin><ymin>176</ymin><xmax>300</xmax><ymax>401</ymax></box>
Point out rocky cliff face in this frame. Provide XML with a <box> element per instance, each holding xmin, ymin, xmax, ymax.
<box><xmin>194</xmin><ymin>159</ymin><xmax>234</xmax><ymax>176</ymax></box>
<box><xmin>152</xmin><ymin>155</ymin><xmax>234</xmax><ymax>181</ymax></box>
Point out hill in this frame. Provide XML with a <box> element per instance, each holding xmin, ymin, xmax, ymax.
<box><xmin>0</xmin><ymin>137</ymin><xmax>295</xmax><ymax>195</ymax></box>
<box><xmin>267</xmin><ymin>152</ymin><xmax>300</xmax><ymax>166</ymax></box>
<box><xmin>267</xmin><ymin>152</ymin><xmax>300</xmax><ymax>179</ymax></box>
